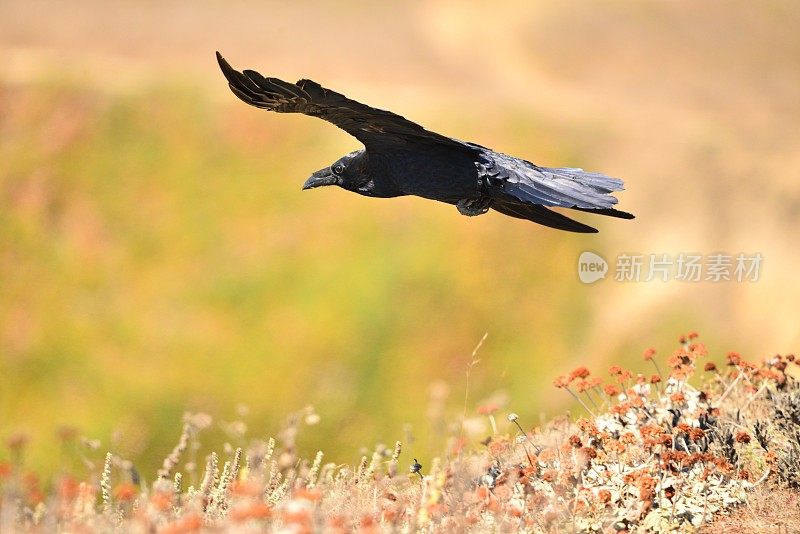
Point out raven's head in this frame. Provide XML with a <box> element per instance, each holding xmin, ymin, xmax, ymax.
<box><xmin>303</xmin><ymin>150</ymin><xmax>376</xmax><ymax>196</ymax></box>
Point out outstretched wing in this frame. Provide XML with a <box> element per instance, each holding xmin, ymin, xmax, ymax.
<box><xmin>217</xmin><ymin>52</ymin><xmax>460</xmax><ymax>150</ymax></box>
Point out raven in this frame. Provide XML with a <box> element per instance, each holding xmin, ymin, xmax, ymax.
<box><xmin>216</xmin><ymin>52</ymin><xmax>633</xmax><ymax>232</ymax></box>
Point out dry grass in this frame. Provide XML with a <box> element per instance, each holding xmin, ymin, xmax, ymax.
<box><xmin>701</xmin><ymin>486</ymin><xmax>800</xmax><ymax>533</ymax></box>
<box><xmin>1</xmin><ymin>334</ymin><xmax>798</xmax><ymax>532</ymax></box>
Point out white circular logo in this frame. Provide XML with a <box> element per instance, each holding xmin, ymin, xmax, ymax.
<box><xmin>578</xmin><ymin>251</ymin><xmax>608</xmax><ymax>284</ymax></box>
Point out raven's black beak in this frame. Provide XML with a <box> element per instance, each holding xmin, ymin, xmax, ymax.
<box><xmin>302</xmin><ymin>169</ymin><xmax>338</xmax><ymax>190</ymax></box>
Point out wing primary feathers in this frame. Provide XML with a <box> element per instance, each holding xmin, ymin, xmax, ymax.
<box><xmin>215</xmin><ymin>52</ymin><xmax>465</xmax><ymax>149</ymax></box>
<box><xmin>217</xmin><ymin>52</ymin><xmax>261</xmax><ymax>95</ymax></box>
<box><xmin>228</xmin><ymin>85</ymin><xmax>266</xmax><ymax>108</ymax></box>
<box><xmin>573</xmin><ymin>207</ymin><xmax>635</xmax><ymax>219</ymax></box>
<box><xmin>492</xmin><ymin>202</ymin><xmax>599</xmax><ymax>233</ymax></box>
<box><xmin>243</xmin><ymin>70</ymin><xmax>306</xmax><ymax>100</ymax></box>
<box><xmin>264</xmin><ymin>76</ymin><xmax>310</xmax><ymax>99</ymax></box>
<box><xmin>241</xmin><ymin>70</ymin><xmax>280</xmax><ymax>95</ymax></box>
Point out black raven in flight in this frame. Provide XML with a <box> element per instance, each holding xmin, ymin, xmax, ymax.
<box><xmin>216</xmin><ymin>52</ymin><xmax>633</xmax><ymax>232</ymax></box>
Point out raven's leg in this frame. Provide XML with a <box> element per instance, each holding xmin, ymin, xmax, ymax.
<box><xmin>456</xmin><ymin>196</ymin><xmax>492</xmax><ymax>216</ymax></box>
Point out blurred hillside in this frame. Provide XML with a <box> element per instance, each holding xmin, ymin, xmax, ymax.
<box><xmin>1</xmin><ymin>0</ymin><xmax>799</xmax><ymax>474</ymax></box>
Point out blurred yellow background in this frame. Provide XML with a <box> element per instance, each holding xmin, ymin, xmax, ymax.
<box><xmin>2</xmin><ymin>0</ymin><xmax>799</xmax><ymax>474</ymax></box>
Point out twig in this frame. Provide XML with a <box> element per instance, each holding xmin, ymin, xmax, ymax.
<box><xmin>715</xmin><ymin>372</ymin><xmax>743</xmax><ymax>407</ymax></box>
<box><xmin>564</xmin><ymin>387</ymin><xmax>596</xmax><ymax>418</ymax></box>
<box><xmin>459</xmin><ymin>333</ymin><xmax>488</xmax><ymax>444</ymax></box>
<box><xmin>742</xmin><ymin>383</ymin><xmax>769</xmax><ymax>411</ymax></box>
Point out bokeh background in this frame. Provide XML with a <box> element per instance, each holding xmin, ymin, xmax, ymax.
<box><xmin>2</xmin><ymin>0</ymin><xmax>799</xmax><ymax>475</ymax></box>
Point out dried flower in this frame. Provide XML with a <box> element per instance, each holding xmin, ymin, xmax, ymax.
<box><xmin>670</xmin><ymin>392</ymin><xmax>686</xmax><ymax>403</ymax></box>
<box><xmin>477</xmin><ymin>403</ymin><xmax>499</xmax><ymax>415</ymax></box>
<box><xmin>570</xmin><ymin>366</ymin><xmax>591</xmax><ymax>380</ymax></box>
<box><xmin>230</xmin><ymin>502</ymin><xmax>273</xmax><ymax>522</ymax></box>
<box><xmin>553</xmin><ymin>376</ymin><xmax>570</xmax><ymax>389</ymax></box>
<box><xmin>615</xmin><ymin>369</ymin><xmax>632</xmax><ymax>383</ymax></box>
<box><xmin>113</xmin><ymin>483</ymin><xmax>137</xmax><ymax>502</ymax></box>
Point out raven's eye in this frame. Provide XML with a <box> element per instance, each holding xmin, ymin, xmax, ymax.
<box><xmin>332</xmin><ymin>163</ymin><xmax>345</xmax><ymax>175</ymax></box>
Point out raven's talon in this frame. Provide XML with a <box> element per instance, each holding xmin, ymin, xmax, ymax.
<box><xmin>457</xmin><ymin>197</ymin><xmax>491</xmax><ymax>216</ymax></box>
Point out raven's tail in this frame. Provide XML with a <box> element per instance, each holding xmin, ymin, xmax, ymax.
<box><xmin>488</xmin><ymin>165</ymin><xmax>634</xmax><ymax>231</ymax></box>
<box><xmin>540</xmin><ymin>166</ymin><xmax>623</xmax><ymax>200</ymax></box>
<box><xmin>536</xmin><ymin>166</ymin><xmax>634</xmax><ymax>219</ymax></box>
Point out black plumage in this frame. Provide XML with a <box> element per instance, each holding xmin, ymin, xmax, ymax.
<box><xmin>216</xmin><ymin>52</ymin><xmax>633</xmax><ymax>232</ymax></box>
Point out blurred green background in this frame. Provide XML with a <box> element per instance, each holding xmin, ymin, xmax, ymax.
<box><xmin>2</xmin><ymin>0</ymin><xmax>799</xmax><ymax>475</ymax></box>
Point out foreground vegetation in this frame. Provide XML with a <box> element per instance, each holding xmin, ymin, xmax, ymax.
<box><xmin>2</xmin><ymin>335</ymin><xmax>798</xmax><ymax>532</ymax></box>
